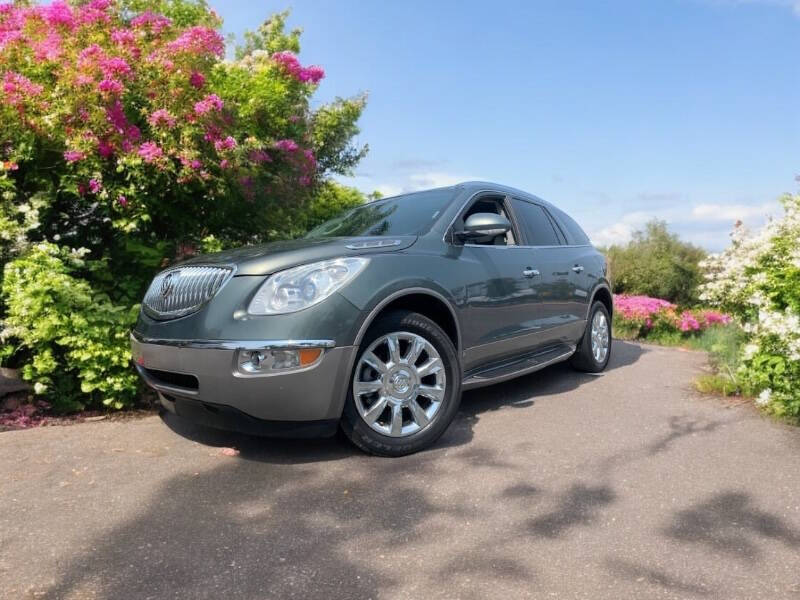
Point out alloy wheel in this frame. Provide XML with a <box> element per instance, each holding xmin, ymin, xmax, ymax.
<box><xmin>591</xmin><ymin>311</ymin><xmax>610</xmax><ymax>363</ymax></box>
<box><xmin>353</xmin><ymin>331</ymin><xmax>447</xmax><ymax>437</ymax></box>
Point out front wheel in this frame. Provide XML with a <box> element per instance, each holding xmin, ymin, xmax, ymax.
<box><xmin>571</xmin><ymin>301</ymin><xmax>612</xmax><ymax>372</ymax></box>
<box><xmin>340</xmin><ymin>310</ymin><xmax>461</xmax><ymax>456</ymax></box>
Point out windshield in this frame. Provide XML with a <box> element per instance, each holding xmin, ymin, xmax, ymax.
<box><xmin>304</xmin><ymin>189</ymin><xmax>455</xmax><ymax>239</ymax></box>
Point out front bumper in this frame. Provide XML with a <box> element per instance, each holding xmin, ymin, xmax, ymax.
<box><xmin>131</xmin><ymin>332</ymin><xmax>357</xmax><ymax>425</ymax></box>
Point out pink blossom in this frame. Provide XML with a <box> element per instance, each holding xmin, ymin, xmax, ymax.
<box><xmin>248</xmin><ymin>149</ymin><xmax>271</xmax><ymax>164</ymax></box>
<box><xmin>274</xmin><ymin>139</ymin><xmax>298</xmax><ymax>152</ymax></box>
<box><xmin>214</xmin><ymin>136</ymin><xmax>236</xmax><ymax>152</ymax></box>
<box><xmin>679</xmin><ymin>311</ymin><xmax>701</xmax><ymax>332</ymax></box>
<box><xmin>298</xmin><ymin>175</ymin><xmax>312</xmax><ymax>186</ymax></box>
<box><xmin>126</xmin><ymin>125</ymin><xmax>141</xmax><ymax>142</ymax></box>
<box><xmin>2</xmin><ymin>72</ymin><xmax>44</xmax><ymax>106</ymax></box>
<box><xmin>105</xmin><ymin>100</ymin><xmax>128</xmax><ymax>133</ymax></box>
<box><xmin>288</xmin><ymin>115</ymin><xmax>301</xmax><ymax>123</ymax></box>
<box><xmin>148</xmin><ymin>108</ymin><xmax>176</xmax><ymax>128</ymax></box>
<box><xmin>138</xmin><ymin>141</ymin><xmax>163</xmax><ymax>163</ymax></box>
<box><xmin>117</xmin><ymin>195</ymin><xmax>127</xmax><ymax>207</ymax></box>
<box><xmin>34</xmin><ymin>32</ymin><xmax>63</xmax><ymax>61</ymax></box>
<box><xmin>167</xmin><ymin>26</ymin><xmax>224</xmax><ymax>57</ymax></box>
<box><xmin>97</xmin><ymin>139</ymin><xmax>114</xmax><ymax>158</ymax></box>
<box><xmin>299</xmin><ymin>64</ymin><xmax>325</xmax><ymax>84</ymax></box>
<box><xmin>130</xmin><ymin>11</ymin><xmax>172</xmax><ymax>34</ymax></box>
<box><xmin>40</xmin><ymin>1</ymin><xmax>75</xmax><ymax>29</ymax></box>
<box><xmin>63</xmin><ymin>150</ymin><xmax>85</xmax><ymax>163</ymax></box>
<box><xmin>702</xmin><ymin>311</ymin><xmax>732</xmax><ymax>326</ymax></box>
<box><xmin>613</xmin><ymin>295</ymin><xmax>675</xmax><ymax>320</ymax></box>
<box><xmin>189</xmin><ymin>71</ymin><xmax>205</xmax><ymax>89</ymax></box>
<box><xmin>98</xmin><ymin>78</ymin><xmax>124</xmax><ymax>95</ymax></box>
<box><xmin>271</xmin><ymin>51</ymin><xmax>325</xmax><ymax>84</ymax></box>
<box><xmin>77</xmin><ymin>0</ymin><xmax>111</xmax><ymax>26</ymax></box>
<box><xmin>110</xmin><ymin>28</ymin><xmax>136</xmax><ymax>46</ymax></box>
<box><xmin>194</xmin><ymin>93</ymin><xmax>224</xmax><ymax>115</ymax></box>
<box><xmin>88</xmin><ymin>178</ymin><xmax>102</xmax><ymax>193</ymax></box>
<box><xmin>75</xmin><ymin>74</ymin><xmax>94</xmax><ymax>86</ymax></box>
<box><xmin>180</xmin><ymin>156</ymin><xmax>202</xmax><ymax>169</ymax></box>
<box><xmin>219</xmin><ymin>159</ymin><xmax>230</xmax><ymax>169</ymax></box>
<box><xmin>303</xmin><ymin>149</ymin><xmax>316</xmax><ymax>170</ymax></box>
<box><xmin>100</xmin><ymin>57</ymin><xmax>131</xmax><ymax>78</ymax></box>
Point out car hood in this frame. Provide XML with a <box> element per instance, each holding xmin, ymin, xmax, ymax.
<box><xmin>179</xmin><ymin>236</ymin><xmax>418</xmax><ymax>276</ymax></box>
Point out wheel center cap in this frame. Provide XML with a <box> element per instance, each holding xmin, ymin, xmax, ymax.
<box><xmin>390</xmin><ymin>371</ymin><xmax>410</xmax><ymax>394</ymax></box>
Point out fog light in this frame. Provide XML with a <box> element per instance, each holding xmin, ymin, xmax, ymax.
<box><xmin>236</xmin><ymin>347</ymin><xmax>324</xmax><ymax>374</ymax></box>
<box><xmin>271</xmin><ymin>349</ymin><xmax>300</xmax><ymax>370</ymax></box>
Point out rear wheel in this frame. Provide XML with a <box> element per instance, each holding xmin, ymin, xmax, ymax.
<box><xmin>571</xmin><ymin>301</ymin><xmax>612</xmax><ymax>372</ymax></box>
<box><xmin>341</xmin><ymin>310</ymin><xmax>461</xmax><ymax>456</ymax></box>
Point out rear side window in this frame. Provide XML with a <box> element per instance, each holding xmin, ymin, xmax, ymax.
<box><xmin>551</xmin><ymin>207</ymin><xmax>591</xmax><ymax>246</ymax></box>
<box><xmin>511</xmin><ymin>199</ymin><xmax>560</xmax><ymax>246</ymax></box>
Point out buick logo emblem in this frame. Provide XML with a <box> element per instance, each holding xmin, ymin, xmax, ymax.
<box><xmin>160</xmin><ymin>271</ymin><xmax>176</xmax><ymax>298</ymax></box>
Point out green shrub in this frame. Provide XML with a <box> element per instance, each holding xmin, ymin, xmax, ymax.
<box><xmin>1</xmin><ymin>244</ymin><xmax>139</xmax><ymax>412</ymax></box>
<box><xmin>605</xmin><ymin>220</ymin><xmax>706</xmax><ymax>305</ymax></box>
<box><xmin>699</xmin><ymin>193</ymin><xmax>800</xmax><ymax>421</ymax></box>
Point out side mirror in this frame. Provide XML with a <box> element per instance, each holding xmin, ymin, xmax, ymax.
<box><xmin>457</xmin><ymin>213</ymin><xmax>512</xmax><ymax>240</ymax></box>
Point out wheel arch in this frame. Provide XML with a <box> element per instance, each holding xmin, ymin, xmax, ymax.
<box><xmin>353</xmin><ymin>288</ymin><xmax>462</xmax><ymax>355</ymax></box>
<box><xmin>590</xmin><ymin>283</ymin><xmax>613</xmax><ymax>321</ymax></box>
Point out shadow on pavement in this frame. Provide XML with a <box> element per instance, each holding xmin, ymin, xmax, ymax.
<box><xmin>662</xmin><ymin>490</ymin><xmax>800</xmax><ymax>561</ymax></box>
<box><xmin>161</xmin><ymin>340</ymin><xmax>647</xmax><ymax>462</ymax></box>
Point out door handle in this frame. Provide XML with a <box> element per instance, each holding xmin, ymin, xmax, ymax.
<box><xmin>572</xmin><ymin>265</ymin><xmax>584</xmax><ymax>273</ymax></box>
<box><xmin>523</xmin><ymin>268</ymin><xmax>540</xmax><ymax>278</ymax></box>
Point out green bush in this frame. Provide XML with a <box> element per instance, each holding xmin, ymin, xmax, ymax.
<box><xmin>605</xmin><ymin>220</ymin><xmax>706</xmax><ymax>305</ymax></box>
<box><xmin>1</xmin><ymin>244</ymin><xmax>139</xmax><ymax>412</ymax></box>
<box><xmin>0</xmin><ymin>1</ymin><xmax>368</xmax><ymax>411</ymax></box>
<box><xmin>699</xmin><ymin>194</ymin><xmax>800</xmax><ymax>421</ymax></box>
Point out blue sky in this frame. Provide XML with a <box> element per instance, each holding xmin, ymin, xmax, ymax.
<box><xmin>212</xmin><ymin>0</ymin><xmax>800</xmax><ymax>250</ymax></box>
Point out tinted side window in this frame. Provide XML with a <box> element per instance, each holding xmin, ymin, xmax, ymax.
<box><xmin>551</xmin><ymin>207</ymin><xmax>591</xmax><ymax>245</ymax></box>
<box><xmin>511</xmin><ymin>199</ymin><xmax>560</xmax><ymax>246</ymax></box>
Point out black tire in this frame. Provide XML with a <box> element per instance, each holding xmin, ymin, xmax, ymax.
<box><xmin>340</xmin><ymin>310</ymin><xmax>461</xmax><ymax>457</ymax></box>
<box><xmin>570</xmin><ymin>301</ymin><xmax>612</xmax><ymax>373</ymax></box>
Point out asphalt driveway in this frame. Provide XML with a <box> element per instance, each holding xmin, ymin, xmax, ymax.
<box><xmin>1</xmin><ymin>341</ymin><xmax>799</xmax><ymax>600</ymax></box>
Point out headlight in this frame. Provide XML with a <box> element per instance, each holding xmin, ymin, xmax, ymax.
<box><xmin>248</xmin><ymin>257</ymin><xmax>369</xmax><ymax>315</ymax></box>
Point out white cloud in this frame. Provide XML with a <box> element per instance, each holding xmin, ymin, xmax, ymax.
<box><xmin>589</xmin><ymin>211</ymin><xmax>654</xmax><ymax>247</ymax></box>
<box><xmin>407</xmin><ymin>172</ymin><xmax>481</xmax><ymax>189</ymax></box>
<box><xmin>589</xmin><ymin>200</ymin><xmax>782</xmax><ymax>250</ymax></box>
<box><xmin>342</xmin><ymin>171</ymin><xmax>483</xmax><ymax>197</ymax></box>
<box><xmin>690</xmin><ymin>202</ymin><xmax>778</xmax><ymax>221</ymax></box>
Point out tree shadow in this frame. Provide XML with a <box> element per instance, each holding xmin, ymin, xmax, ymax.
<box><xmin>526</xmin><ymin>483</ymin><xmax>617</xmax><ymax>539</ymax></box>
<box><xmin>39</xmin><ymin>452</ymin><xmax>473</xmax><ymax>600</ymax></box>
<box><xmin>604</xmin><ymin>558</ymin><xmax>710</xmax><ymax>596</ymax></box>
<box><xmin>663</xmin><ymin>490</ymin><xmax>800</xmax><ymax>561</ymax></box>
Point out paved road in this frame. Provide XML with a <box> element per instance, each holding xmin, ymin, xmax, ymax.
<box><xmin>1</xmin><ymin>341</ymin><xmax>799</xmax><ymax>600</ymax></box>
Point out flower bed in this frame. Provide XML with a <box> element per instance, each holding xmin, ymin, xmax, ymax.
<box><xmin>613</xmin><ymin>294</ymin><xmax>732</xmax><ymax>340</ymax></box>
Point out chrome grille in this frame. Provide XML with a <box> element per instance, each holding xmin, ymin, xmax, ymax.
<box><xmin>143</xmin><ymin>266</ymin><xmax>233</xmax><ymax>319</ymax></box>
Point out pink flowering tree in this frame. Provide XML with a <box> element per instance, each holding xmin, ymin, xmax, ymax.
<box><xmin>0</xmin><ymin>2</ymin><xmax>367</xmax><ymax>411</ymax></box>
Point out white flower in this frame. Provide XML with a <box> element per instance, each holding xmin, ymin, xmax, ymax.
<box><xmin>756</xmin><ymin>389</ymin><xmax>772</xmax><ymax>407</ymax></box>
<box><xmin>33</xmin><ymin>382</ymin><xmax>48</xmax><ymax>395</ymax></box>
<box><xmin>743</xmin><ymin>343</ymin><xmax>759</xmax><ymax>359</ymax></box>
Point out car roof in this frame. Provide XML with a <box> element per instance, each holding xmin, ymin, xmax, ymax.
<box><xmin>376</xmin><ymin>181</ymin><xmax>557</xmax><ymax>210</ymax></box>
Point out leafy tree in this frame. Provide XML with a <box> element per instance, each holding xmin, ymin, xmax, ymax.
<box><xmin>605</xmin><ymin>220</ymin><xmax>706</xmax><ymax>305</ymax></box>
<box><xmin>0</xmin><ymin>0</ymin><xmax>368</xmax><ymax>410</ymax></box>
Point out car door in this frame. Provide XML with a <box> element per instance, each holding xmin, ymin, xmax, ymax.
<box><xmin>509</xmin><ymin>197</ymin><xmax>584</xmax><ymax>347</ymax></box>
<box><xmin>451</xmin><ymin>194</ymin><xmax>543</xmax><ymax>371</ymax></box>
<box><xmin>547</xmin><ymin>205</ymin><xmax>596</xmax><ymax>333</ymax></box>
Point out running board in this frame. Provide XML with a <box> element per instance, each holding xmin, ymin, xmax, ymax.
<box><xmin>461</xmin><ymin>344</ymin><xmax>576</xmax><ymax>391</ymax></box>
